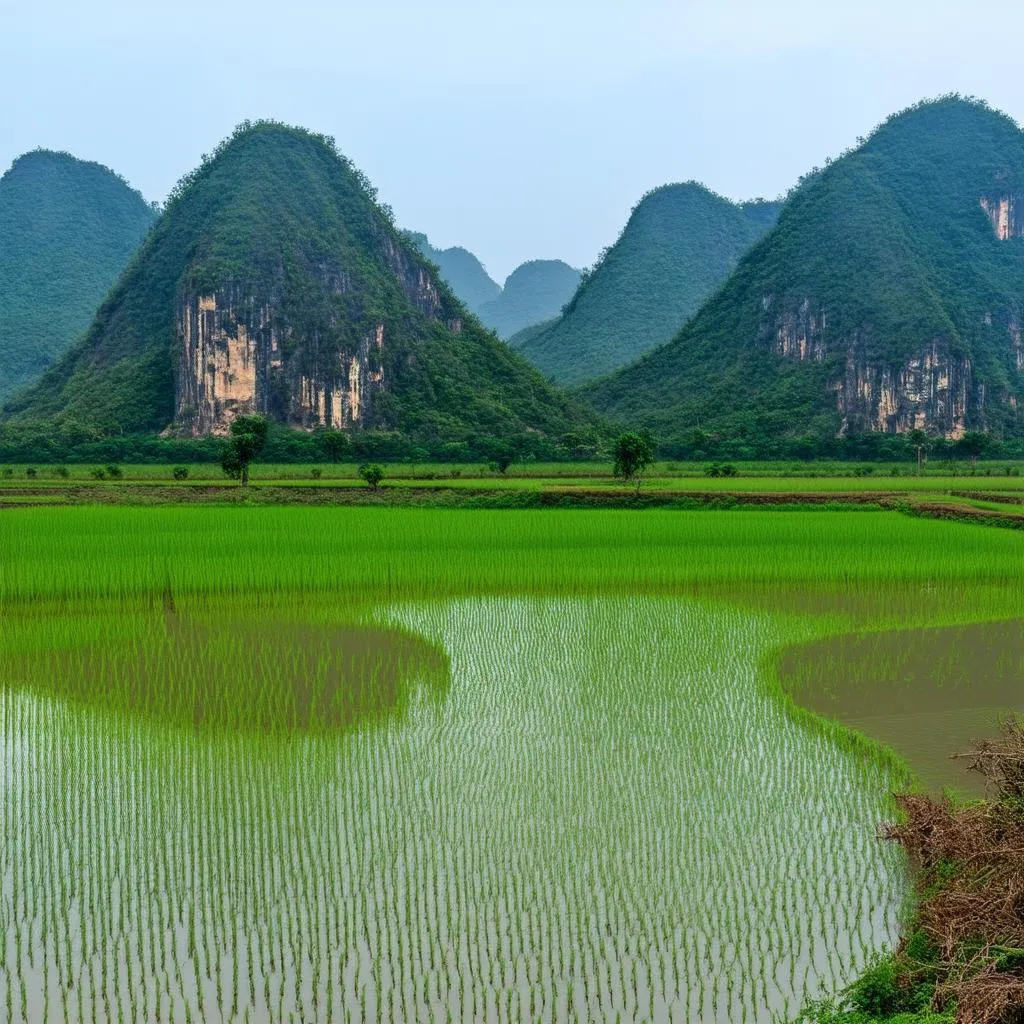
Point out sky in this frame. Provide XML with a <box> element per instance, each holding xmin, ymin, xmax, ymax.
<box><xmin>3</xmin><ymin>0</ymin><xmax>1024</xmax><ymax>281</ymax></box>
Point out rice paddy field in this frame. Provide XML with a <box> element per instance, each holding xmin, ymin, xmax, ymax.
<box><xmin>2</xmin><ymin>507</ymin><xmax>1023</xmax><ymax>1022</ymax></box>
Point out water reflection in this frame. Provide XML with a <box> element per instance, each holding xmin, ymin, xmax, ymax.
<box><xmin>780</xmin><ymin>619</ymin><xmax>1024</xmax><ymax>795</ymax></box>
<box><xmin>4</xmin><ymin>605</ymin><xmax>451</xmax><ymax>733</ymax></box>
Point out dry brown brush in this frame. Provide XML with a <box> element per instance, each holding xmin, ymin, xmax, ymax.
<box><xmin>885</xmin><ymin>718</ymin><xmax>1024</xmax><ymax>1024</ymax></box>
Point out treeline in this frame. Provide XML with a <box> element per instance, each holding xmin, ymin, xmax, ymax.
<box><xmin>2</xmin><ymin>423</ymin><xmax>1022</xmax><ymax>466</ymax></box>
<box><xmin>0</xmin><ymin>425</ymin><xmax>601</xmax><ymax>465</ymax></box>
<box><xmin>656</xmin><ymin>428</ymin><xmax>1019</xmax><ymax>462</ymax></box>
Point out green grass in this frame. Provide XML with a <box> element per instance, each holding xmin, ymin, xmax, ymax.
<box><xmin>2</xmin><ymin>507</ymin><xmax>1023</xmax><ymax>1021</ymax></box>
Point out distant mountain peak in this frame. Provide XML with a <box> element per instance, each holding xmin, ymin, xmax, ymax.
<box><xmin>511</xmin><ymin>182</ymin><xmax>781</xmax><ymax>385</ymax></box>
<box><xmin>0</xmin><ymin>149</ymin><xmax>156</xmax><ymax>403</ymax></box>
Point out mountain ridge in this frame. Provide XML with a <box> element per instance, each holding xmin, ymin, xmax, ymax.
<box><xmin>0</xmin><ymin>149</ymin><xmax>157</xmax><ymax>402</ymax></box>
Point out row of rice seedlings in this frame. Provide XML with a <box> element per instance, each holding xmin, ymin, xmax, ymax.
<box><xmin>4</xmin><ymin>508</ymin><xmax>1024</xmax><ymax>625</ymax></box>
<box><xmin>2</xmin><ymin>593</ymin><xmax>908</xmax><ymax>1021</ymax></box>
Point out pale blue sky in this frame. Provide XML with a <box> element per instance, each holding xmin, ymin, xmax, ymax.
<box><xmin>3</xmin><ymin>0</ymin><xmax>1024</xmax><ymax>280</ymax></box>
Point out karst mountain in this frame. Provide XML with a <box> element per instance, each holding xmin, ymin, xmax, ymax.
<box><xmin>0</xmin><ymin>150</ymin><xmax>156</xmax><ymax>403</ymax></box>
<box><xmin>585</xmin><ymin>97</ymin><xmax>1024</xmax><ymax>441</ymax></box>
<box><xmin>4</xmin><ymin>122</ymin><xmax>593</xmax><ymax>442</ymax></box>
<box><xmin>513</xmin><ymin>184</ymin><xmax>780</xmax><ymax>386</ymax></box>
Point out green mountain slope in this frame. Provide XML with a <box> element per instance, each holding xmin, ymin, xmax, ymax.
<box><xmin>514</xmin><ymin>185</ymin><xmax>780</xmax><ymax>386</ymax></box>
<box><xmin>404</xmin><ymin>231</ymin><xmax>501</xmax><ymax>312</ymax></box>
<box><xmin>584</xmin><ymin>97</ymin><xmax>1024</xmax><ymax>441</ymax></box>
<box><xmin>0</xmin><ymin>150</ymin><xmax>156</xmax><ymax>402</ymax></box>
<box><xmin>477</xmin><ymin>260</ymin><xmax>581</xmax><ymax>339</ymax></box>
<box><xmin>4</xmin><ymin>122</ymin><xmax>594</xmax><ymax>443</ymax></box>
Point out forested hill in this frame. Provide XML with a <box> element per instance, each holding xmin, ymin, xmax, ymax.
<box><xmin>512</xmin><ymin>185</ymin><xmax>781</xmax><ymax>386</ymax></box>
<box><xmin>3</xmin><ymin>122</ymin><xmax>596</xmax><ymax>444</ymax></box>
<box><xmin>0</xmin><ymin>150</ymin><xmax>156</xmax><ymax>402</ymax></box>
<box><xmin>584</xmin><ymin>97</ymin><xmax>1024</xmax><ymax>442</ymax></box>
<box><xmin>476</xmin><ymin>260</ymin><xmax>582</xmax><ymax>339</ymax></box>
<box><xmin>404</xmin><ymin>231</ymin><xmax>501</xmax><ymax>313</ymax></box>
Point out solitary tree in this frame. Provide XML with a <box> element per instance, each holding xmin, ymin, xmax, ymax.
<box><xmin>907</xmin><ymin>428</ymin><xmax>930</xmax><ymax>475</ymax></box>
<box><xmin>487</xmin><ymin>444</ymin><xmax>514</xmax><ymax>475</ymax></box>
<box><xmin>320</xmin><ymin>430</ymin><xmax>349</xmax><ymax>463</ymax></box>
<box><xmin>957</xmin><ymin>430</ymin><xmax>995</xmax><ymax>471</ymax></box>
<box><xmin>613</xmin><ymin>432</ymin><xmax>655</xmax><ymax>495</ymax></box>
<box><xmin>358</xmin><ymin>463</ymin><xmax>385</xmax><ymax>489</ymax></box>
<box><xmin>221</xmin><ymin>415</ymin><xmax>269</xmax><ymax>485</ymax></box>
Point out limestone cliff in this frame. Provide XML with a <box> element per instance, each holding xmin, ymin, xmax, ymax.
<box><xmin>175</xmin><ymin>286</ymin><xmax>388</xmax><ymax>435</ymax></box>
<box><xmin>761</xmin><ymin>297</ymin><xmax>977</xmax><ymax>437</ymax></box>
<box><xmin>981</xmin><ymin>195</ymin><xmax>1024</xmax><ymax>240</ymax></box>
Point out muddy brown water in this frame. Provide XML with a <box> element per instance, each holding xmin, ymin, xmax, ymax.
<box><xmin>7</xmin><ymin>613</ymin><xmax>450</xmax><ymax>733</ymax></box>
<box><xmin>779</xmin><ymin>619</ymin><xmax>1024</xmax><ymax>795</ymax></box>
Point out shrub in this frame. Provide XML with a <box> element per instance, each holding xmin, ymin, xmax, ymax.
<box><xmin>311</xmin><ymin>468</ymin><xmax>323</xmax><ymax>480</ymax></box>
<box><xmin>358</xmin><ymin>463</ymin><xmax>384</xmax><ymax>490</ymax></box>
<box><xmin>105</xmin><ymin>464</ymin><xmax>124</xmax><ymax>480</ymax></box>
<box><xmin>172</xmin><ymin>466</ymin><xmax>189</xmax><ymax>481</ymax></box>
<box><xmin>847</xmin><ymin>958</ymin><xmax>918</xmax><ymax>1016</ymax></box>
<box><xmin>26</xmin><ymin>467</ymin><xmax>37</xmax><ymax>478</ymax></box>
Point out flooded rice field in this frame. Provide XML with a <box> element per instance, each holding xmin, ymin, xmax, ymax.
<box><xmin>780</xmin><ymin>619</ymin><xmax>1024</xmax><ymax>795</ymax></box>
<box><xmin>1</xmin><ymin>596</ymin><xmax>903</xmax><ymax>1023</ymax></box>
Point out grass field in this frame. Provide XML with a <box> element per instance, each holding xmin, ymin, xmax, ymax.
<box><xmin>3</xmin><ymin>460</ymin><xmax>1024</xmax><ymax>489</ymax></box>
<box><xmin>2</xmin><ymin>507</ymin><xmax>1023</xmax><ymax>1021</ymax></box>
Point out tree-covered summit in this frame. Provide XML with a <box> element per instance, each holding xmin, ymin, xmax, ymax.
<box><xmin>0</xmin><ymin>149</ymin><xmax>156</xmax><ymax>403</ymax></box>
<box><xmin>513</xmin><ymin>183</ymin><xmax>780</xmax><ymax>386</ymax></box>
<box><xmin>476</xmin><ymin>259</ymin><xmax>582</xmax><ymax>340</ymax></box>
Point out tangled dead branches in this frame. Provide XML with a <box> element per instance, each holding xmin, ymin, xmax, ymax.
<box><xmin>885</xmin><ymin>718</ymin><xmax>1024</xmax><ymax>1024</ymax></box>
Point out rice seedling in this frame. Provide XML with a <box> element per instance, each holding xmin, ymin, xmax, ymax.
<box><xmin>2</xmin><ymin>507</ymin><xmax>1023</xmax><ymax>1021</ymax></box>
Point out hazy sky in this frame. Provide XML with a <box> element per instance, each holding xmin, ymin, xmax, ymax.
<box><xmin>4</xmin><ymin>0</ymin><xmax>1024</xmax><ymax>281</ymax></box>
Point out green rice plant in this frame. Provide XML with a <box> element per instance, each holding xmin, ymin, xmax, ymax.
<box><xmin>2</xmin><ymin>508</ymin><xmax>1024</xmax><ymax>1021</ymax></box>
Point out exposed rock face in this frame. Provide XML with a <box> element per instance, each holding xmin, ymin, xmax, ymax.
<box><xmin>176</xmin><ymin>286</ymin><xmax>387</xmax><ymax>436</ymax></box>
<box><xmin>172</xmin><ymin>238</ymin><xmax>468</xmax><ymax>436</ymax></box>
<box><xmin>761</xmin><ymin>297</ymin><xmax>989</xmax><ymax>438</ymax></box>
<box><xmin>772</xmin><ymin>299</ymin><xmax>827</xmax><ymax>362</ymax></box>
<box><xmin>834</xmin><ymin>339</ymin><xmax>971</xmax><ymax>437</ymax></box>
<box><xmin>383</xmin><ymin>237</ymin><xmax>445</xmax><ymax>318</ymax></box>
<box><xmin>981</xmin><ymin>195</ymin><xmax>1024</xmax><ymax>239</ymax></box>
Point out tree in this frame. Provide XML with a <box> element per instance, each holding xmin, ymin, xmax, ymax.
<box><xmin>407</xmin><ymin>446</ymin><xmax>429</xmax><ymax>477</ymax></box>
<box><xmin>221</xmin><ymin>415</ymin><xmax>268</xmax><ymax>485</ymax></box>
<box><xmin>320</xmin><ymin>430</ymin><xmax>349</xmax><ymax>463</ymax></box>
<box><xmin>956</xmin><ymin>430</ymin><xmax>995</xmax><ymax>470</ymax></box>
<box><xmin>613</xmin><ymin>432</ymin><xmax>655</xmax><ymax>495</ymax></box>
<box><xmin>358</xmin><ymin>463</ymin><xmax>384</xmax><ymax>489</ymax></box>
<box><xmin>488</xmin><ymin>444</ymin><xmax>514</xmax><ymax>475</ymax></box>
<box><xmin>562</xmin><ymin>430</ymin><xmax>600</xmax><ymax>460</ymax></box>
<box><xmin>907</xmin><ymin>428</ymin><xmax>930</xmax><ymax>475</ymax></box>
